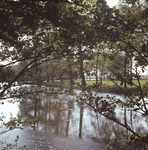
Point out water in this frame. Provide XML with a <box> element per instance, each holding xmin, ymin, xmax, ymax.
<box><xmin>0</xmin><ymin>91</ymin><xmax>147</xmax><ymax>150</ymax></box>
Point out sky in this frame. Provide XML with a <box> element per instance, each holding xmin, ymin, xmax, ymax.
<box><xmin>106</xmin><ymin>0</ymin><xmax>119</xmax><ymax>7</ymax></box>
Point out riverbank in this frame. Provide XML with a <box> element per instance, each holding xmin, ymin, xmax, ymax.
<box><xmin>42</xmin><ymin>79</ymin><xmax>148</xmax><ymax>95</ymax></box>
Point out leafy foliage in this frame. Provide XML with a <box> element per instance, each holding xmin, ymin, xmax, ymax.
<box><xmin>0</xmin><ymin>0</ymin><xmax>148</xmax><ymax>149</ymax></box>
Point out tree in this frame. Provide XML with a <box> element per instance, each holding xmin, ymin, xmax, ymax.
<box><xmin>85</xmin><ymin>50</ymin><xmax>107</xmax><ymax>85</ymax></box>
<box><xmin>76</xmin><ymin>1</ymin><xmax>148</xmax><ymax>149</ymax></box>
<box><xmin>2</xmin><ymin>0</ymin><xmax>148</xmax><ymax>149</ymax></box>
<box><xmin>0</xmin><ymin>0</ymin><xmax>96</xmax><ymax>148</ymax></box>
<box><xmin>58</xmin><ymin>0</ymin><xmax>113</xmax><ymax>90</ymax></box>
<box><xmin>0</xmin><ymin>0</ymin><xmax>85</xmax><ymax>97</ymax></box>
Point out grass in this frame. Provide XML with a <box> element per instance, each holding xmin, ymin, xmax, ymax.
<box><xmin>85</xmin><ymin>79</ymin><xmax>148</xmax><ymax>87</ymax></box>
<box><xmin>36</xmin><ymin>79</ymin><xmax>148</xmax><ymax>95</ymax></box>
<box><xmin>83</xmin><ymin>79</ymin><xmax>148</xmax><ymax>94</ymax></box>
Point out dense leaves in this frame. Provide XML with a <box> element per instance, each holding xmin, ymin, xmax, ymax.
<box><xmin>0</xmin><ymin>0</ymin><xmax>148</xmax><ymax>149</ymax></box>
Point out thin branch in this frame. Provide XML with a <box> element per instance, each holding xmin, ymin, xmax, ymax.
<box><xmin>0</xmin><ymin>58</ymin><xmax>36</xmax><ymax>98</ymax></box>
<box><xmin>115</xmin><ymin>36</ymin><xmax>148</xmax><ymax>64</ymax></box>
<box><xmin>79</xmin><ymin>98</ymin><xmax>141</xmax><ymax>140</ymax></box>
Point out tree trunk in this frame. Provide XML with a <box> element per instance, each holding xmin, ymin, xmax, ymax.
<box><xmin>68</xmin><ymin>62</ymin><xmax>74</xmax><ymax>87</ymax></box>
<box><xmin>124</xmin><ymin>57</ymin><xmax>127</xmax><ymax>88</ymax></box>
<box><xmin>35</xmin><ymin>59</ymin><xmax>38</xmax><ymax>74</ymax></box>
<box><xmin>79</xmin><ymin>46</ymin><xmax>86</xmax><ymax>90</ymax></box>
<box><xmin>100</xmin><ymin>63</ymin><xmax>105</xmax><ymax>85</ymax></box>
<box><xmin>96</xmin><ymin>54</ymin><xmax>98</xmax><ymax>85</ymax></box>
<box><xmin>80</xmin><ymin>59</ymin><xmax>86</xmax><ymax>88</ymax></box>
<box><xmin>47</xmin><ymin>74</ymin><xmax>49</xmax><ymax>82</ymax></box>
<box><xmin>100</xmin><ymin>73</ymin><xmax>103</xmax><ymax>85</ymax></box>
<box><xmin>130</xmin><ymin>56</ymin><xmax>133</xmax><ymax>83</ymax></box>
<box><xmin>120</xmin><ymin>79</ymin><xmax>123</xmax><ymax>86</ymax></box>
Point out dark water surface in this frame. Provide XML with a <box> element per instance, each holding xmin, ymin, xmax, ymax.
<box><xmin>0</xmin><ymin>92</ymin><xmax>148</xmax><ymax>150</ymax></box>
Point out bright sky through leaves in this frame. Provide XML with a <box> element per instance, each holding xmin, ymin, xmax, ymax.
<box><xmin>106</xmin><ymin>0</ymin><xmax>118</xmax><ymax>7</ymax></box>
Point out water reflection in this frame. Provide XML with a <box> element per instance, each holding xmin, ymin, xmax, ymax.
<box><xmin>79</xmin><ymin>102</ymin><xmax>84</xmax><ymax>138</ymax></box>
<box><xmin>17</xmin><ymin>94</ymin><xmax>121</xmax><ymax>143</ymax></box>
<box><xmin>1</xmin><ymin>92</ymin><xmax>148</xmax><ymax>149</ymax></box>
<box><xmin>66</xmin><ymin>101</ymin><xmax>72</xmax><ymax>137</ymax></box>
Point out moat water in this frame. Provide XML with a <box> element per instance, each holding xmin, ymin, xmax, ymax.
<box><xmin>0</xmin><ymin>89</ymin><xmax>147</xmax><ymax>150</ymax></box>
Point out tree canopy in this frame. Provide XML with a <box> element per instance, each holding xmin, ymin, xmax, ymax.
<box><xmin>0</xmin><ymin>0</ymin><xmax>148</xmax><ymax>149</ymax></box>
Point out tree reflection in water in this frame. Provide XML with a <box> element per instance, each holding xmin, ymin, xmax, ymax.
<box><xmin>18</xmin><ymin>94</ymin><xmax>117</xmax><ymax>143</ymax></box>
<box><xmin>66</xmin><ymin>101</ymin><xmax>73</xmax><ymax>137</ymax></box>
<box><xmin>17</xmin><ymin>92</ymin><xmax>148</xmax><ymax>147</ymax></box>
<box><xmin>79</xmin><ymin>102</ymin><xmax>84</xmax><ymax>138</ymax></box>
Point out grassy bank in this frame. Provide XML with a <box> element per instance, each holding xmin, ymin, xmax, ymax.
<box><xmin>79</xmin><ymin>79</ymin><xmax>148</xmax><ymax>95</ymax></box>
<box><xmin>43</xmin><ymin>79</ymin><xmax>148</xmax><ymax>95</ymax></box>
